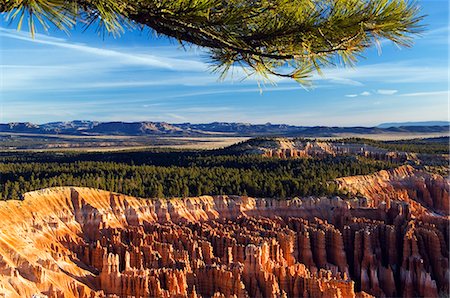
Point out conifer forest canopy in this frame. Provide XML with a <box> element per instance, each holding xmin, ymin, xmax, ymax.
<box><xmin>1</xmin><ymin>0</ymin><xmax>423</xmax><ymax>82</ymax></box>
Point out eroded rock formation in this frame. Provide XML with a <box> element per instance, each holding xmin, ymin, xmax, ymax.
<box><xmin>233</xmin><ymin>138</ymin><xmax>408</xmax><ymax>162</ymax></box>
<box><xmin>0</xmin><ymin>184</ymin><xmax>448</xmax><ymax>297</ymax></box>
<box><xmin>336</xmin><ymin>165</ymin><xmax>450</xmax><ymax>216</ymax></box>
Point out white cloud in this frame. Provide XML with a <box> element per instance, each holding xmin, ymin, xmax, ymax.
<box><xmin>317</xmin><ymin>62</ymin><xmax>448</xmax><ymax>84</ymax></box>
<box><xmin>345</xmin><ymin>91</ymin><xmax>372</xmax><ymax>98</ymax></box>
<box><xmin>165</xmin><ymin>113</ymin><xmax>187</xmax><ymax>121</ymax></box>
<box><xmin>421</xmin><ymin>26</ymin><xmax>449</xmax><ymax>45</ymax></box>
<box><xmin>176</xmin><ymin>106</ymin><xmax>232</xmax><ymax>113</ymax></box>
<box><xmin>164</xmin><ymin>85</ymin><xmax>306</xmax><ymax>100</ymax></box>
<box><xmin>0</xmin><ymin>27</ymin><xmax>214</xmax><ymax>92</ymax></box>
<box><xmin>64</xmin><ymin>76</ymin><xmax>218</xmax><ymax>89</ymax></box>
<box><xmin>0</xmin><ymin>28</ymin><xmax>68</xmax><ymax>42</ymax></box>
<box><xmin>377</xmin><ymin>89</ymin><xmax>398</xmax><ymax>95</ymax></box>
<box><xmin>316</xmin><ymin>76</ymin><xmax>364</xmax><ymax>86</ymax></box>
<box><xmin>400</xmin><ymin>90</ymin><xmax>449</xmax><ymax>97</ymax></box>
<box><xmin>347</xmin><ymin>90</ymin><xmax>394</xmax><ymax>98</ymax></box>
<box><xmin>0</xmin><ymin>27</ymin><xmax>208</xmax><ymax>71</ymax></box>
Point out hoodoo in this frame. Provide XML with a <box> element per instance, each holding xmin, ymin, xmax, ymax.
<box><xmin>0</xmin><ymin>182</ymin><xmax>448</xmax><ymax>297</ymax></box>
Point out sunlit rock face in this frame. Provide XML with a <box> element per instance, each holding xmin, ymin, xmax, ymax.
<box><xmin>0</xmin><ymin>180</ymin><xmax>448</xmax><ymax>297</ymax></box>
<box><xmin>232</xmin><ymin>138</ymin><xmax>408</xmax><ymax>162</ymax></box>
<box><xmin>336</xmin><ymin>165</ymin><xmax>450</xmax><ymax>216</ymax></box>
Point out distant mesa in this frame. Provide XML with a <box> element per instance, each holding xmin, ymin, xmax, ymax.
<box><xmin>1</xmin><ymin>120</ymin><xmax>449</xmax><ymax>137</ymax></box>
<box><xmin>377</xmin><ymin>121</ymin><xmax>450</xmax><ymax>128</ymax></box>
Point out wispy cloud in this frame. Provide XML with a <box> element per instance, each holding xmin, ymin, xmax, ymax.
<box><xmin>318</xmin><ymin>62</ymin><xmax>448</xmax><ymax>84</ymax></box>
<box><xmin>63</xmin><ymin>76</ymin><xmax>218</xmax><ymax>89</ymax></box>
<box><xmin>176</xmin><ymin>106</ymin><xmax>233</xmax><ymax>113</ymax></box>
<box><xmin>345</xmin><ymin>91</ymin><xmax>371</xmax><ymax>98</ymax></box>
<box><xmin>165</xmin><ymin>113</ymin><xmax>187</xmax><ymax>121</ymax></box>
<box><xmin>164</xmin><ymin>86</ymin><xmax>306</xmax><ymax>100</ymax></box>
<box><xmin>346</xmin><ymin>89</ymin><xmax>446</xmax><ymax>99</ymax></box>
<box><xmin>0</xmin><ymin>28</ymin><xmax>213</xmax><ymax>92</ymax></box>
<box><xmin>0</xmin><ymin>27</ymin><xmax>208</xmax><ymax>71</ymax></box>
<box><xmin>400</xmin><ymin>90</ymin><xmax>449</xmax><ymax>97</ymax></box>
<box><xmin>377</xmin><ymin>89</ymin><xmax>398</xmax><ymax>95</ymax></box>
<box><xmin>421</xmin><ymin>26</ymin><xmax>449</xmax><ymax>45</ymax></box>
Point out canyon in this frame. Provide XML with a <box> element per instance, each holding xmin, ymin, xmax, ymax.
<box><xmin>0</xmin><ymin>166</ymin><xmax>448</xmax><ymax>298</ymax></box>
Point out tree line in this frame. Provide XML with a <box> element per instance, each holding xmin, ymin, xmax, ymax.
<box><xmin>338</xmin><ymin>137</ymin><xmax>449</xmax><ymax>154</ymax></box>
<box><xmin>0</xmin><ymin>150</ymin><xmax>397</xmax><ymax>200</ymax></box>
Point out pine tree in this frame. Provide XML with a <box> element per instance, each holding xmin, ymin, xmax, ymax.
<box><xmin>155</xmin><ymin>183</ymin><xmax>164</xmax><ymax>198</ymax></box>
<box><xmin>182</xmin><ymin>185</ymin><xmax>190</xmax><ymax>198</ymax></box>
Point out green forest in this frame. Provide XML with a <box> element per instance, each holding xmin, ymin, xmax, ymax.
<box><xmin>0</xmin><ymin>150</ymin><xmax>397</xmax><ymax>200</ymax></box>
<box><xmin>337</xmin><ymin>137</ymin><xmax>449</xmax><ymax>154</ymax></box>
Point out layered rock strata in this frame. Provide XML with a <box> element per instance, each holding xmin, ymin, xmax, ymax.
<box><xmin>240</xmin><ymin>138</ymin><xmax>408</xmax><ymax>162</ymax></box>
<box><xmin>0</xmin><ymin>185</ymin><xmax>448</xmax><ymax>297</ymax></box>
<box><xmin>336</xmin><ymin>165</ymin><xmax>450</xmax><ymax>216</ymax></box>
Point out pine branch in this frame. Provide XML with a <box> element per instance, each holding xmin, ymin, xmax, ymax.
<box><xmin>1</xmin><ymin>0</ymin><xmax>424</xmax><ymax>84</ymax></box>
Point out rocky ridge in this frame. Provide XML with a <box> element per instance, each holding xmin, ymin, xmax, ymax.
<box><xmin>229</xmin><ymin>138</ymin><xmax>407</xmax><ymax>162</ymax></box>
<box><xmin>0</xmin><ymin>177</ymin><xmax>448</xmax><ymax>297</ymax></box>
<box><xmin>336</xmin><ymin>165</ymin><xmax>450</xmax><ymax>216</ymax></box>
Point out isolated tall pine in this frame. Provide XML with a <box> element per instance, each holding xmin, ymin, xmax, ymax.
<box><xmin>1</xmin><ymin>0</ymin><xmax>423</xmax><ymax>83</ymax></box>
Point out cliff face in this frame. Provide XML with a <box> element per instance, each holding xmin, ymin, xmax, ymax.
<box><xmin>260</xmin><ymin>139</ymin><xmax>336</xmax><ymax>158</ymax></box>
<box><xmin>239</xmin><ymin>138</ymin><xmax>408</xmax><ymax>162</ymax></box>
<box><xmin>336</xmin><ymin>165</ymin><xmax>450</xmax><ymax>216</ymax></box>
<box><xmin>0</xmin><ymin>186</ymin><xmax>448</xmax><ymax>297</ymax></box>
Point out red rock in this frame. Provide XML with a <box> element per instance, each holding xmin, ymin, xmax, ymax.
<box><xmin>336</xmin><ymin>165</ymin><xmax>450</xmax><ymax>216</ymax></box>
<box><xmin>0</xmin><ymin>186</ymin><xmax>447</xmax><ymax>297</ymax></box>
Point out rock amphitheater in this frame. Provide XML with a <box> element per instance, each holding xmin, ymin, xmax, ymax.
<box><xmin>0</xmin><ymin>166</ymin><xmax>448</xmax><ymax>297</ymax></box>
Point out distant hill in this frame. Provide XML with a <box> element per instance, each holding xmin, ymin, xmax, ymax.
<box><xmin>1</xmin><ymin>121</ymin><xmax>449</xmax><ymax>137</ymax></box>
<box><xmin>378</xmin><ymin>121</ymin><xmax>450</xmax><ymax>128</ymax></box>
<box><xmin>0</xmin><ymin>121</ymin><xmax>192</xmax><ymax>136</ymax></box>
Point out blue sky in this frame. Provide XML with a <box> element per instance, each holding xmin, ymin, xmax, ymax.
<box><xmin>0</xmin><ymin>0</ymin><xmax>448</xmax><ymax>126</ymax></box>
